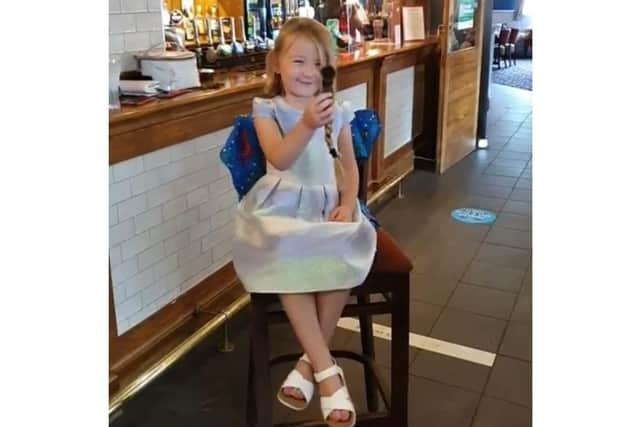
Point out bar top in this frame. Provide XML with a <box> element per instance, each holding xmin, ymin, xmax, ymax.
<box><xmin>109</xmin><ymin>39</ymin><xmax>437</xmax><ymax>128</ymax></box>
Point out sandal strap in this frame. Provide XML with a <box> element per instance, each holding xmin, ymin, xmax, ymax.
<box><xmin>300</xmin><ymin>353</ymin><xmax>311</xmax><ymax>364</ymax></box>
<box><xmin>281</xmin><ymin>369</ymin><xmax>314</xmax><ymax>403</ymax></box>
<box><xmin>319</xmin><ymin>387</ymin><xmax>355</xmax><ymax>421</ymax></box>
<box><xmin>313</xmin><ymin>362</ymin><xmax>344</xmax><ymax>383</ymax></box>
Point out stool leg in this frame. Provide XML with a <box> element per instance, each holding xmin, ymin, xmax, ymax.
<box><xmin>358</xmin><ymin>294</ymin><xmax>379</xmax><ymax>412</ymax></box>
<box><xmin>247</xmin><ymin>300</ymin><xmax>272</xmax><ymax>427</ymax></box>
<box><xmin>246</xmin><ymin>340</ymin><xmax>257</xmax><ymax>427</ymax></box>
<box><xmin>391</xmin><ymin>275</ymin><xmax>410</xmax><ymax>427</ymax></box>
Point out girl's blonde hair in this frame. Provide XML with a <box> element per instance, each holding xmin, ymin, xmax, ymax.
<box><xmin>264</xmin><ymin>17</ymin><xmax>336</xmax><ymax>97</ymax></box>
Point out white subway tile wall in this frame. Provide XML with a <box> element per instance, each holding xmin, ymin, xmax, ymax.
<box><xmin>109</xmin><ymin>0</ymin><xmax>164</xmax><ymax>71</ymax></box>
<box><xmin>109</xmin><ymin>127</ymin><xmax>236</xmax><ymax>334</ymax></box>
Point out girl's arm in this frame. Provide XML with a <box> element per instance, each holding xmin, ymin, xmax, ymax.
<box><xmin>253</xmin><ymin>117</ymin><xmax>315</xmax><ymax>170</ymax></box>
<box><xmin>254</xmin><ymin>94</ymin><xmax>334</xmax><ymax>170</ymax></box>
<box><xmin>337</xmin><ymin>123</ymin><xmax>359</xmax><ymax>211</ymax></box>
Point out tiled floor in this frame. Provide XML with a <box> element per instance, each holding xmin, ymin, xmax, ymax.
<box><xmin>111</xmin><ymin>83</ymin><xmax>532</xmax><ymax>427</ymax></box>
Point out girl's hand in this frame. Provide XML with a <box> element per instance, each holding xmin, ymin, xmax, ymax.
<box><xmin>328</xmin><ymin>204</ymin><xmax>355</xmax><ymax>222</ymax></box>
<box><xmin>301</xmin><ymin>93</ymin><xmax>335</xmax><ymax>129</ymax></box>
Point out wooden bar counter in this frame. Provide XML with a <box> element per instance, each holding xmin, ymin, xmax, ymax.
<box><xmin>110</xmin><ymin>41</ymin><xmax>437</xmax><ymax>197</ymax></box>
<box><xmin>108</xmin><ymin>39</ymin><xmax>438</xmax><ymax>413</ymax></box>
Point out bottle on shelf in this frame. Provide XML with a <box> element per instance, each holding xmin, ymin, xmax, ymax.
<box><xmin>364</xmin><ymin>0</ymin><xmax>377</xmax><ymax>40</ymax></box>
<box><xmin>298</xmin><ymin>0</ymin><xmax>314</xmax><ymax>19</ymax></box>
<box><xmin>338</xmin><ymin>0</ymin><xmax>348</xmax><ymax>35</ymax></box>
<box><xmin>270</xmin><ymin>0</ymin><xmax>284</xmax><ymax>41</ymax></box>
<box><xmin>316</xmin><ymin>0</ymin><xmax>328</xmax><ymax>24</ymax></box>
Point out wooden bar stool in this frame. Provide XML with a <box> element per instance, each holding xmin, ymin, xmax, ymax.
<box><xmin>219</xmin><ymin>108</ymin><xmax>413</xmax><ymax>426</ymax></box>
<box><xmin>245</xmin><ymin>228</ymin><xmax>413</xmax><ymax>427</ymax></box>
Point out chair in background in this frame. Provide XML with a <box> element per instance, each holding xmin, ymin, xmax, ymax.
<box><xmin>493</xmin><ymin>28</ymin><xmax>511</xmax><ymax>69</ymax></box>
<box><xmin>505</xmin><ymin>28</ymin><xmax>520</xmax><ymax>66</ymax></box>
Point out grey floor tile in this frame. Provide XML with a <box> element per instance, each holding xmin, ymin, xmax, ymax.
<box><xmin>456</xmin><ymin>195</ymin><xmax>507</xmax><ymax>212</ymax></box>
<box><xmin>376</xmin><ymin>300</ymin><xmax>443</xmax><ymax>336</ymax></box>
<box><xmin>509</xmin><ymin>189</ymin><xmax>531</xmax><ymax>203</ymax></box>
<box><xmin>411</xmin><ymin>350</ymin><xmax>491</xmax><ymax>393</ymax></box>
<box><xmin>488</xmin><ymin>125</ymin><xmax>519</xmax><ymax>137</ymax></box>
<box><xmin>474</xmin><ymin>243</ymin><xmax>531</xmax><ymax>270</ymax></box>
<box><xmin>515</xmin><ymin>178</ymin><xmax>532</xmax><ymax>189</ymax></box>
<box><xmin>448</xmin><ymin>283</ymin><xmax>517</xmax><ymax>320</ymax></box>
<box><xmin>490</xmin><ymin>158</ymin><xmax>529</xmax><ymax>169</ymax></box>
<box><xmin>485</xmin><ymin>140</ymin><xmax>508</xmax><ymax>151</ymax></box>
<box><xmin>411</xmin><ymin>273</ymin><xmax>459</xmax><ymax>305</ymax></box>
<box><xmin>431</xmin><ymin>308</ymin><xmax>507</xmax><ymax>353</ymax></box>
<box><xmin>497</xmin><ymin>151</ymin><xmax>531</xmax><ymax>161</ymax></box>
<box><xmin>508</xmin><ymin>136</ymin><xmax>532</xmax><ymax>146</ymax></box>
<box><xmin>502</xmin><ymin>200</ymin><xmax>531</xmax><ymax>216</ymax></box>
<box><xmin>511</xmin><ymin>294</ymin><xmax>532</xmax><ymax>322</ymax></box>
<box><xmin>462</xmin><ymin>261</ymin><xmax>526</xmax><ymax>293</ymax></box>
<box><xmin>502</xmin><ymin>145</ymin><xmax>532</xmax><ymax>155</ymax></box>
<box><xmin>487</xmin><ymin>128</ymin><xmax>516</xmax><ymax>139</ymax></box>
<box><xmin>499</xmin><ymin>321</ymin><xmax>531</xmax><ymax>361</ymax></box>
<box><xmin>438</xmin><ymin>218</ymin><xmax>492</xmax><ymax>243</ymax></box>
<box><xmin>483</xmin><ymin>165</ymin><xmax>524</xmax><ymax>178</ymax></box>
<box><xmin>485</xmin><ymin>227</ymin><xmax>531</xmax><ymax>249</ymax></box>
<box><xmin>472</xmin><ymin>396</ymin><xmax>531</xmax><ymax>427</ymax></box>
<box><xmin>493</xmin><ymin>119</ymin><xmax>524</xmax><ymax>129</ymax></box>
<box><xmin>494</xmin><ymin>212</ymin><xmax>531</xmax><ymax>231</ymax></box>
<box><xmin>471</xmin><ymin>175</ymin><xmax>518</xmax><ymax>188</ymax></box>
<box><xmin>411</xmin><ymin>238</ymin><xmax>481</xmax><ymax>278</ymax></box>
<box><xmin>465</xmin><ymin>184</ymin><xmax>514</xmax><ymax>199</ymax></box>
<box><xmin>408</xmin><ymin>375</ymin><xmax>481</xmax><ymax>427</ymax></box>
<box><xmin>485</xmin><ymin>356</ymin><xmax>531</xmax><ymax>407</ymax></box>
<box><xmin>500</xmin><ymin>113</ymin><xmax>530</xmax><ymax>123</ymax></box>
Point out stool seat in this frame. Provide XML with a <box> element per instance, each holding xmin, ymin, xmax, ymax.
<box><xmin>369</xmin><ymin>229</ymin><xmax>413</xmax><ymax>274</ymax></box>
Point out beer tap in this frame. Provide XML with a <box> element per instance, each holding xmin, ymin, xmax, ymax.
<box><xmin>239</xmin><ymin>16</ymin><xmax>255</xmax><ymax>53</ymax></box>
<box><xmin>191</xmin><ymin>17</ymin><xmax>203</xmax><ymax>67</ymax></box>
<box><xmin>230</xmin><ymin>17</ymin><xmax>244</xmax><ymax>54</ymax></box>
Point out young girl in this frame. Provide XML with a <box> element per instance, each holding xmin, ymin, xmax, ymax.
<box><xmin>232</xmin><ymin>17</ymin><xmax>376</xmax><ymax>427</ymax></box>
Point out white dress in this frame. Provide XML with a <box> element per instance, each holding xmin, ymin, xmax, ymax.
<box><xmin>232</xmin><ymin>96</ymin><xmax>377</xmax><ymax>294</ymax></box>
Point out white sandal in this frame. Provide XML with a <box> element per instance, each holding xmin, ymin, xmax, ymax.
<box><xmin>277</xmin><ymin>353</ymin><xmax>315</xmax><ymax>411</ymax></box>
<box><xmin>313</xmin><ymin>362</ymin><xmax>356</xmax><ymax>427</ymax></box>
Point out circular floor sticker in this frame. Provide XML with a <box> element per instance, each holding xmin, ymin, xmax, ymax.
<box><xmin>451</xmin><ymin>208</ymin><xmax>497</xmax><ymax>225</ymax></box>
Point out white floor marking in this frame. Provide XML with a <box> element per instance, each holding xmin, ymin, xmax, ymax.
<box><xmin>337</xmin><ymin>317</ymin><xmax>496</xmax><ymax>367</ymax></box>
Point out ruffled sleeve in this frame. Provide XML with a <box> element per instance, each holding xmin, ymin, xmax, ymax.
<box><xmin>252</xmin><ymin>97</ymin><xmax>275</xmax><ymax>119</ymax></box>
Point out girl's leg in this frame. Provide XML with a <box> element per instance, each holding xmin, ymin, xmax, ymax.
<box><xmin>315</xmin><ymin>289</ymin><xmax>351</xmax><ymax>343</ymax></box>
<box><xmin>279</xmin><ymin>293</ymin><xmax>350</xmax><ymax>422</ymax></box>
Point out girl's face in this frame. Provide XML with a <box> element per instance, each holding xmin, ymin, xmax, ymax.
<box><xmin>276</xmin><ymin>37</ymin><xmax>324</xmax><ymax>100</ymax></box>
